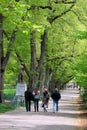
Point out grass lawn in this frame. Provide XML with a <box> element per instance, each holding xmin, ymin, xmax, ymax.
<box><xmin>0</xmin><ymin>103</ymin><xmax>15</xmax><ymax>113</ymax></box>
<box><xmin>4</xmin><ymin>89</ymin><xmax>16</xmax><ymax>100</ymax></box>
<box><xmin>0</xmin><ymin>89</ymin><xmax>16</xmax><ymax>113</ymax></box>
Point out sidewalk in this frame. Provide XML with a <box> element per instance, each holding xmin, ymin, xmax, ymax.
<box><xmin>0</xmin><ymin>88</ymin><xmax>82</xmax><ymax>130</ymax></box>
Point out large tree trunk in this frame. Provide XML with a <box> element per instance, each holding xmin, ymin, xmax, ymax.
<box><xmin>29</xmin><ymin>30</ymin><xmax>47</xmax><ymax>92</ymax></box>
<box><xmin>38</xmin><ymin>67</ymin><xmax>45</xmax><ymax>93</ymax></box>
<box><xmin>0</xmin><ymin>13</ymin><xmax>4</xmax><ymax>103</ymax></box>
<box><xmin>37</xmin><ymin>30</ymin><xmax>47</xmax><ymax>91</ymax></box>
<box><xmin>30</xmin><ymin>31</ymin><xmax>37</xmax><ymax>90</ymax></box>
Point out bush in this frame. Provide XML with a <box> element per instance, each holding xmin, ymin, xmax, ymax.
<box><xmin>81</xmin><ymin>89</ymin><xmax>87</xmax><ymax>110</ymax></box>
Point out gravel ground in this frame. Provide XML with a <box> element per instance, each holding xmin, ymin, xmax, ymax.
<box><xmin>0</xmin><ymin>88</ymin><xmax>83</xmax><ymax>130</ymax></box>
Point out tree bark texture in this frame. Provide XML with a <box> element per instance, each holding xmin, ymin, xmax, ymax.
<box><xmin>30</xmin><ymin>31</ymin><xmax>37</xmax><ymax>90</ymax></box>
<box><xmin>37</xmin><ymin>30</ymin><xmax>47</xmax><ymax>90</ymax></box>
<box><xmin>0</xmin><ymin>13</ymin><xmax>4</xmax><ymax>103</ymax></box>
<box><xmin>29</xmin><ymin>30</ymin><xmax>47</xmax><ymax>91</ymax></box>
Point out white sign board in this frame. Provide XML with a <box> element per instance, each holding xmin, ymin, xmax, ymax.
<box><xmin>16</xmin><ymin>83</ymin><xmax>27</xmax><ymax>96</ymax></box>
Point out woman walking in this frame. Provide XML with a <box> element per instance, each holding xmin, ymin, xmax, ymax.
<box><xmin>42</xmin><ymin>88</ymin><xmax>50</xmax><ymax>112</ymax></box>
<box><xmin>33</xmin><ymin>88</ymin><xmax>40</xmax><ymax>112</ymax></box>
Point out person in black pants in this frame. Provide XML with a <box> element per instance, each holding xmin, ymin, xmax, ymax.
<box><xmin>25</xmin><ymin>87</ymin><xmax>34</xmax><ymax>112</ymax></box>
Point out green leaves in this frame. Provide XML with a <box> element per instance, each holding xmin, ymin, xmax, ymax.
<box><xmin>76</xmin><ymin>31</ymin><xmax>87</xmax><ymax>39</ymax></box>
<box><xmin>74</xmin><ymin>53</ymin><xmax>87</xmax><ymax>87</ymax></box>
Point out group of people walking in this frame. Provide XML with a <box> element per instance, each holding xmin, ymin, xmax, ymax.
<box><xmin>24</xmin><ymin>87</ymin><xmax>61</xmax><ymax>113</ymax></box>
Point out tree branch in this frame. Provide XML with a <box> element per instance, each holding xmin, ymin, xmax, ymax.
<box><xmin>45</xmin><ymin>53</ymin><xmax>80</xmax><ymax>64</ymax></box>
<box><xmin>3</xmin><ymin>28</ymin><xmax>18</xmax><ymax>67</ymax></box>
<box><xmin>39</xmin><ymin>6</ymin><xmax>52</xmax><ymax>10</ymax></box>
<box><xmin>3</xmin><ymin>30</ymin><xmax>10</xmax><ymax>40</ymax></box>
<box><xmin>72</xmin><ymin>10</ymin><xmax>87</xmax><ymax>26</ymax></box>
<box><xmin>48</xmin><ymin>0</ymin><xmax>77</xmax><ymax>23</ymax></box>
<box><xmin>29</xmin><ymin>5</ymin><xmax>52</xmax><ymax>10</ymax></box>
<box><xmin>55</xmin><ymin>0</ymin><xmax>76</xmax><ymax>4</ymax></box>
<box><xmin>46</xmin><ymin>55</ymin><xmax>73</xmax><ymax>63</ymax></box>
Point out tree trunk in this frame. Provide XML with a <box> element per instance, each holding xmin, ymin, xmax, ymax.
<box><xmin>0</xmin><ymin>13</ymin><xmax>4</xmax><ymax>103</ymax></box>
<box><xmin>38</xmin><ymin>67</ymin><xmax>45</xmax><ymax>93</ymax></box>
<box><xmin>30</xmin><ymin>31</ymin><xmax>37</xmax><ymax>90</ymax></box>
<box><xmin>37</xmin><ymin>30</ymin><xmax>47</xmax><ymax>91</ymax></box>
<box><xmin>44</xmin><ymin>66</ymin><xmax>51</xmax><ymax>89</ymax></box>
<box><xmin>49</xmin><ymin>77</ymin><xmax>56</xmax><ymax>92</ymax></box>
<box><xmin>0</xmin><ymin>72</ymin><xmax>4</xmax><ymax>103</ymax></box>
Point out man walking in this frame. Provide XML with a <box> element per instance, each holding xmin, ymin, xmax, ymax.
<box><xmin>25</xmin><ymin>87</ymin><xmax>34</xmax><ymax>112</ymax></box>
<box><xmin>51</xmin><ymin>88</ymin><xmax>61</xmax><ymax>113</ymax></box>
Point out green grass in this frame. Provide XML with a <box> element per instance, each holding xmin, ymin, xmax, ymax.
<box><xmin>0</xmin><ymin>103</ymin><xmax>15</xmax><ymax>113</ymax></box>
<box><xmin>4</xmin><ymin>89</ymin><xmax>16</xmax><ymax>94</ymax></box>
<box><xmin>4</xmin><ymin>89</ymin><xmax>16</xmax><ymax>100</ymax></box>
<box><xmin>0</xmin><ymin>89</ymin><xmax>16</xmax><ymax>113</ymax></box>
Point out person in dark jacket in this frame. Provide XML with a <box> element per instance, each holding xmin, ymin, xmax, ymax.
<box><xmin>25</xmin><ymin>87</ymin><xmax>34</xmax><ymax>112</ymax></box>
<box><xmin>51</xmin><ymin>88</ymin><xmax>61</xmax><ymax>113</ymax></box>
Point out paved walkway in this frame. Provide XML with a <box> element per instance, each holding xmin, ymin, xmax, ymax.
<box><xmin>0</xmin><ymin>88</ymin><xmax>82</xmax><ymax>130</ymax></box>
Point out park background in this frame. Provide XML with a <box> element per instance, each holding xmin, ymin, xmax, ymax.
<box><xmin>0</xmin><ymin>0</ymin><xmax>87</xmax><ymax>113</ymax></box>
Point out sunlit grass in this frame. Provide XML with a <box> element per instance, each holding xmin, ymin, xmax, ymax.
<box><xmin>4</xmin><ymin>89</ymin><xmax>16</xmax><ymax>94</ymax></box>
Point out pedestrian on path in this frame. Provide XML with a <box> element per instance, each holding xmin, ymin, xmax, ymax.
<box><xmin>42</xmin><ymin>88</ymin><xmax>50</xmax><ymax>112</ymax></box>
<box><xmin>51</xmin><ymin>88</ymin><xmax>61</xmax><ymax>113</ymax></box>
<box><xmin>33</xmin><ymin>88</ymin><xmax>40</xmax><ymax>112</ymax></box>
<box><xmin>24</xmin><ymin>87</ymin><xmax>34</xmax><ymax>112</ymax></box>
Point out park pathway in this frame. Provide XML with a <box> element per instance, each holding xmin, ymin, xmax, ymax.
<box><xmin>0</xmin><ymin>88</ymin><xmax>82</xmax><ymax>130</ymax></box>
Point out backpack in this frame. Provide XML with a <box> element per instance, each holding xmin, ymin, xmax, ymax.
<box><xmin>46</xmin><ymin>93</ymin><xmax>50</xmax><ymax>100</ymax></box>
<box><xmin>34</xmin><ymin>93</ymin><xmax>40</xmax><ymax>100</ymax></box>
